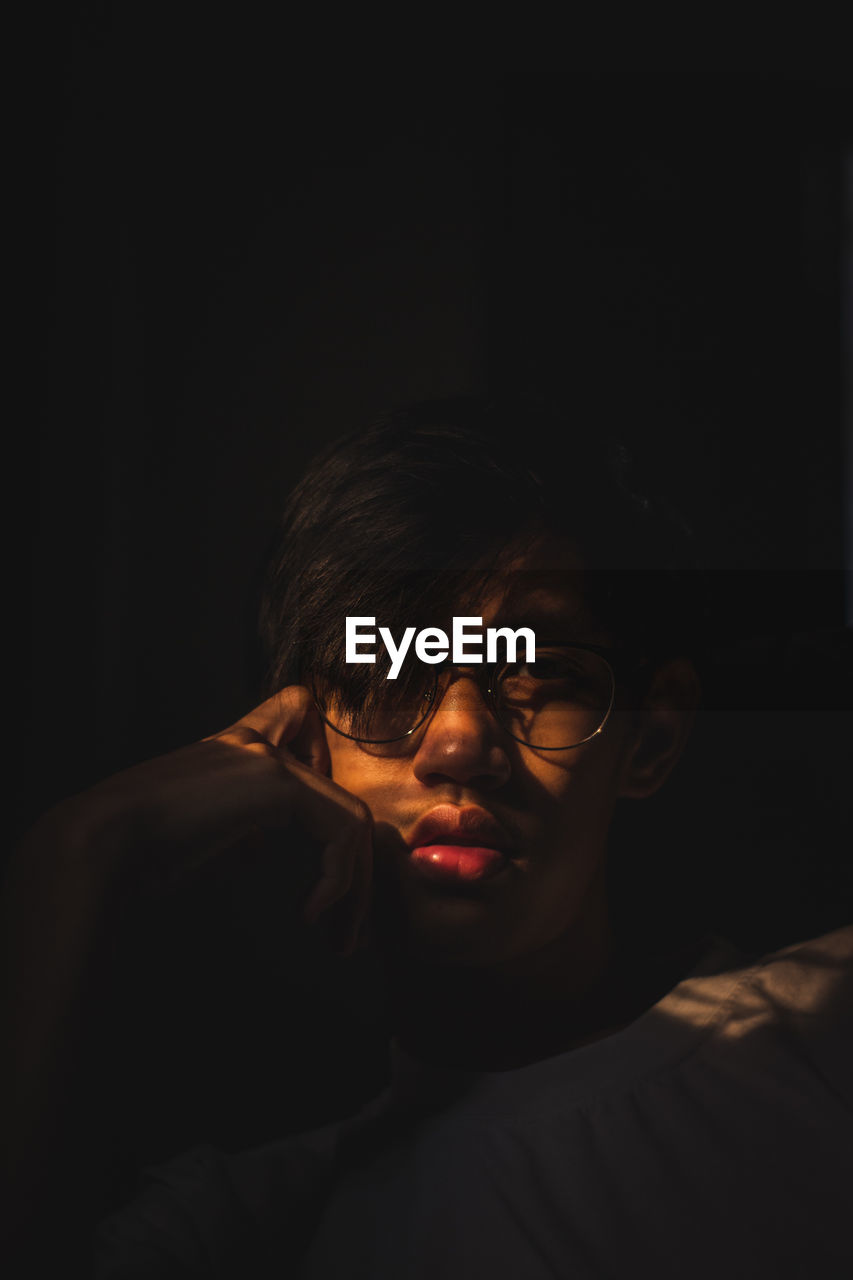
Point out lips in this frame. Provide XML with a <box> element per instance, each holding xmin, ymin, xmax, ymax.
<box><xmin>407</xmin><ymin>805</ymin><xmax>513</xmax><ymax>884</ymax></box>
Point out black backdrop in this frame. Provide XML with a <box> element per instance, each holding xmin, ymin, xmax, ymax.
<box><xmin>20</xmin><ymin>40</ymin><xmax>853</xmax><ymax>1216</ymax></box>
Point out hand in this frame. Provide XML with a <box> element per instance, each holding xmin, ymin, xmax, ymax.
<box><xmin>40</xmin><ymin>686</ymin><xmax>373</xmax><ymax>953</ymax></box>
<box><xmin>1</xmin><ymin>686</ymin><xmax>374</xmax><ymax>1242</ymax></box>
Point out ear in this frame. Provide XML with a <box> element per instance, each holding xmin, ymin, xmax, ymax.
<box><xmin>617</xmin><ymin>657</ymin><xmax>701</xmax><ymax>799</ymax></box>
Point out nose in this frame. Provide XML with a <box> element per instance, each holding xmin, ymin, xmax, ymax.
<box><xmin>412</xmin><ymin>672</ymin><xmax>512</xmax><ymax>790</ymax></box>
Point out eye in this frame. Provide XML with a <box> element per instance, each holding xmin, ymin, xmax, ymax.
<box><xmin>531</xmin><ymin>655</ymin><xmax>577</xmax><ymax>680</ymax></box>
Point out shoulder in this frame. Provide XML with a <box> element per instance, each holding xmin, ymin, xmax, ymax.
<box><xmin>723</xmin><ymin>923</ymin><xmax>853</xmax><ymax>1031</ymax></box>
<box><xmin>753</xmin><ymin>921</ymin><xmax>853</xmax><ymax>986</ymax></box>
<box><xmin>684</xmin><ymin>924</ymin><xmax>853</xmax><ymax>1110</ymax></box>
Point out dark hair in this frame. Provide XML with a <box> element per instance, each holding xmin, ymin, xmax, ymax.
<box><xmin>259</xmin><ymin>397</ymin><xmax>703</xmax><ymax>718</ymax></box>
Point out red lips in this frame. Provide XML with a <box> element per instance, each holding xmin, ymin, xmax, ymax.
<box><xmin>408</xmin><ymin>804</ymin><xmax>513</xmax><ymax>852</ymax></box>
<box><xmin>407</xmin><ymin>805</ymin><xmax>513</xmax><ymax>883</ymax></box>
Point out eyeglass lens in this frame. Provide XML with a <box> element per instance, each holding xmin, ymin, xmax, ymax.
<box><xmin>316</xmin><ymin>646</ymin><xmax>615</xmax><ymax>750</ymax></box>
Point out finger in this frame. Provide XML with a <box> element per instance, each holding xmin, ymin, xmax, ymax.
<box><xmin>302</xmin><ymin>825</ymin><xmax>358</xmax><ymax>924</ymax></box>
<box><xmin>338</xmin><ymin>833</ymin><xmax>373</xmax><ymax>955</ymax></box>
<box><xmin>236</xmin><ymin>684</ymin><xmax>312</xmax><ymax>740</ymax></box>
<box><xmin>312</xmin><ymin>816</ymin><xmax>374</xmax><ymax>955</ymax></box>
<box><xmin>284</xmin><ymin>700</ymin><xmax>332</xmax><ymax>776</ymax></box>
<box><xmin>237</xmin><ymin>686</ymin><xmax>331</xmax><ymax>776</ymax></box>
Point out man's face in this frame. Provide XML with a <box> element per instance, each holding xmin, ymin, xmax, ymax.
<box><xmin>324</xmin><ymin>539</ymin><xmax>641</xmax><ymax>969</ymax></box>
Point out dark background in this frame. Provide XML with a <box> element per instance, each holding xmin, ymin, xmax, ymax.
<box><xmin>20</xmin><ymin>32</ymin><xmax>853</xmax><ymax>1216</ymax></box>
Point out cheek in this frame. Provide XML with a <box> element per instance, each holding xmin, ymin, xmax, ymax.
<box><xmin>519</xmin><ymin>729</ymin><xmax>630</xmax><ymax>847</ymax></box>
<box><xmin>523</xmin><ymin>727</ymin><xmax>628</xmax><ymax>802</ymax></box>
<box><xmin>326</xmin><ymin>737</ymin><xmax>404</xmax><ymax>821</ymax></box>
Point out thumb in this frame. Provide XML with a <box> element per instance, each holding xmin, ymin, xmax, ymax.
<box><xmin>235</xmin><ymin>686</ymin><xmax>332</xmax><ymax>776</ymax></box>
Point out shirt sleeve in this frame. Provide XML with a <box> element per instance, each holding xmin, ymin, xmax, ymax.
<box><xmin>93</xmin><ymin>1123</ymin><xmax>340</xmax><ymax>1278</ymax></box>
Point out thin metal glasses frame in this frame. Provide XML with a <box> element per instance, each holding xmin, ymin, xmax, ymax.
<box><xmin>311</xmin><ymin>641</ymin><xmax>646</xmax><ymax>752</ymax></box>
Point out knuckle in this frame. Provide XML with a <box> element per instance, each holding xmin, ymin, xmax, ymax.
<box><xmin>213</xmin><ymin>726</ymin><xmax>285</xmax><ymax>767</ymax></box>
<box><xmin>347</xmin><ymin>796</ymin><xmax>373</xmax><ymax>830</ymax></box>
<box><xmin>215</xmin><ymin>724</ymin><xmax>263</xmax><ymax>748</ymax></box>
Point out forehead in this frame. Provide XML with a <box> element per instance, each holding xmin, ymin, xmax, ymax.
<box><xmin>460</xmin><ymin>536</ymin><xmax>612</xmax><ymax>644</ymax></box>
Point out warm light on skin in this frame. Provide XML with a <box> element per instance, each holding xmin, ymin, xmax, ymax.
<box><xmin>324</xmin><ymin>538</ymin><xmax>699</xmax><ymax>973</ymax></box>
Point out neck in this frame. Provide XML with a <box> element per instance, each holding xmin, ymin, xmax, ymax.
<box><xmin>384</xmin><ymin>896</ymin><xmax>648</xmax><ymax>1072</ymax></box>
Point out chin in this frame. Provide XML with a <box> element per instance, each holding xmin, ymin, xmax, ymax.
<box><xmin>373</xmin><ymin>874</ymin><xmax>530</xmax><ymax>970</ymax></box>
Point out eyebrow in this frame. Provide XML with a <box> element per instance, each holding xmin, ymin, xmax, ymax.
<box><xmin>481</xmin><ymin>606</ymin><xmax>608</xmax><ymax>645</ymax></box>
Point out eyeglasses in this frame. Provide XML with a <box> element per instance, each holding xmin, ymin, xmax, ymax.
<box><xmin>312</xmin><ymin>642</ymin><xmax>647</xmax><ymax>752</ymax></box>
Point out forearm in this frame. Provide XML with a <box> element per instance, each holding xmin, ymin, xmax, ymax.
<box><xmin>0</xmin><ymin>691</ymin><xmax>371</xmax><ymax>1249</ymax></box>
<box><xmin>1</xmin><ymin>800</ymin><xmax>127</xmax><ymax>1237</ymax></box>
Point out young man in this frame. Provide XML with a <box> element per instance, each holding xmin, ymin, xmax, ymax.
<box><xmin>5</xmin><ymin>401</ymin><xmax>852</xmax><ymax>1275</ymax></box>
